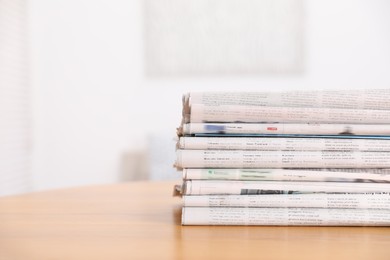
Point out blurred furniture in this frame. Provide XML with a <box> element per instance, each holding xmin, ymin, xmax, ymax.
<box><xmin>120</xmin><ymin>134</ymin><xmax>178</xmax><ymax>181</ymax></box>
<box><xmin>1</xmin><ymin>181</ymin><xmax>389</xmax><ymax>260</ymax></box>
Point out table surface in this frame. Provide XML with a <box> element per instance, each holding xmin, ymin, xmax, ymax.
<box><xmin>1</xmin><ymin>181</ymin><xmax>390</xmax><ymax>260</ymax></box>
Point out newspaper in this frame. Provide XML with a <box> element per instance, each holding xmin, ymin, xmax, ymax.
<box><xmin>182</xmin><ymin>180</ymin><xmax>390</xmax><ymax>195</ymax></box>
<box><xmin>187</xmin><ymin>104</ymin><xmax>390</xmax><ymax>124</ymax></box>
<box><xmin>179</xmin><ymin>123</ymin><xmax>390</xmax><ymax>136</ymax></box>
<box><xmin>181</xmin><ymin>207</ymin><xmax>390</xmax><ymax>226</ymax></box>
<box><xmin>178</xmin><ymin>136</ymin><xmax>390</xmax><ymax>151</ymax></box>
<box><xmin>182</xmin><ymin>168</ymin><xmax>390</xmax><ymax>182</ymax></box>
<box><xmin>182</xmin><ymin>193</ymin><xmax>390</xmax><ymax>209</ymax></box>
<box><xmin>175</xmin><ymin>150</ymin><xmax>390</xmax><ymax>168</ymax></box>
<box><xmin>184</xmin><ymin>90</ymin><xmax>390</xmax><ymax>111</ymax></box>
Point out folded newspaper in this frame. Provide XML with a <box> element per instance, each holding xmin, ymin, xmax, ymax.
<box><xmin>182</xmin><ymin>207</ymin><xmax>390</xmax><ymax>226</ymax></box>
<box><xmin>182</xmin><ymin>90</ymin><xmax>390</xmax><ymax>124</ymax></box>
<box><xmin>178</xmin><ymin>123</ymin><xmax>390</xmax><ymax>137</ymax></box>
<box><xmin>182</xmin><ymin>168</ymin><xmax>390</xmax><ymax>182</ymax></box>
<box><xmin>178</xmin><ymin>137</ymin><xmax>390</xmax><ymax>151</ymax></box>
<box><xmin>175</xmin><ymin>150</ymin><xmax>390</xmax><ymax>168</ymax></box>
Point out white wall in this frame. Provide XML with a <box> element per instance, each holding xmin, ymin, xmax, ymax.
<box><xmin>30</xmin><ymin>0</ymin><xmax>390</xmax><ymax>191</ymax></box>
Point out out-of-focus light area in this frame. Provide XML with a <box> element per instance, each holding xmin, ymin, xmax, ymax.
<box><xmin>1</xmin><ymin>0</ymin><xmax>390</xmax><ymax>196</ymax></box>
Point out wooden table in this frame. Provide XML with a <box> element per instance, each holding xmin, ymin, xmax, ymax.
<box><xmin>0</xmin><ymin>181</ymin><xmax>389</xmax><ymax>260</ymax></box>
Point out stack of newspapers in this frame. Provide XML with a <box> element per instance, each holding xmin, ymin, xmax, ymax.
<box><xmin>175</xmin><ymin>90</ymin><xmax>390</xmax><ymax>226</ymax></box>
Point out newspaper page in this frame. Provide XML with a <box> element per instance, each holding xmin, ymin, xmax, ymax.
<box><xmin>178</xmin><ymin>136</ymin><xmax>390</xmax><ymax>151</ymax></box>
<box><xmin>182</xmin><ymin>180</ymin><xmax>390</xmax><ymax>195</ymax></box>
<box><xmin>182</xmin><ymin>168</ymin><xmax>390</xmax><ymax>182</ymax></box>
<box><xmin>175</xmin><ymin>150</ymin><xmax>390</xmax><ymax>168</ymax></box>
<box><xmin>181</xmin><ymin>207</ymin><xmax>390</xmax><ymax>226</ymax></box>
<box><xmin>184</xmin><ymin>89</ymin><xmax>390</xmax><ymax>110</ymax></box>
<box><xmin>188</xmin><ymin>104</ymin><xmax>390</xmax><ymax>124</ymax></box>
<box><xmin>180</xmin><ymin>123</ymin><xmax>390</xmax><ymax>136</ymax></box>
<box><xmin>182</xmin><ymin>193</ymin><xmax>390</xmax><ymax>209</ymax></box>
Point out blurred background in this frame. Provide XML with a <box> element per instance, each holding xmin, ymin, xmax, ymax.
<box><xmin>1</xmin><ymin>0</ymin><xmax>390</xmax><ymax>196</ymax></box>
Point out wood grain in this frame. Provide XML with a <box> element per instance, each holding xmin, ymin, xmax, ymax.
<box><xmin>0</xmin><ymin>181</ymin><xmax>389</xmax><ymax>260</ymax></box>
